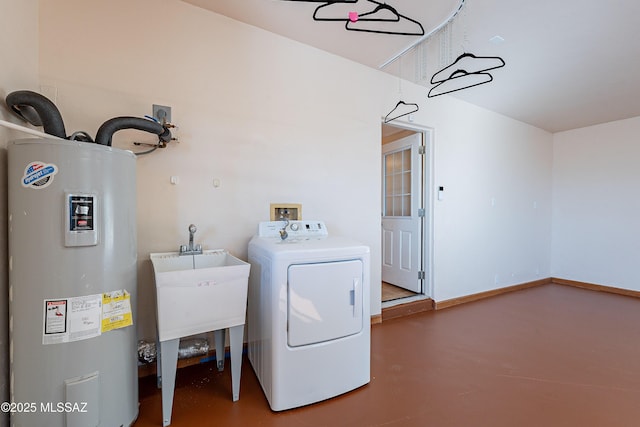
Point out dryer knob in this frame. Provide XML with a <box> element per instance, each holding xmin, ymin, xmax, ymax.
<box><xmin>290</xmin><ymin>223</ymin><xmax>299</xmax><ymax>231</ymax></box>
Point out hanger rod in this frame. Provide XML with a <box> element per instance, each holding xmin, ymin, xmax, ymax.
<box><xmin>0</xmin><ymin>119</ymin><xmax>65</xmax><ymax>140</ymax></box>
<box><xmin>378</xmin><ymin>0</ymin><xmax>466</xmax><ymax>70</ymax></box>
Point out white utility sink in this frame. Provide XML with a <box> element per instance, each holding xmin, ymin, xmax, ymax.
<box><xmin>150</xmin><ymin>249</ymin><xmax>250</xmax><ymax>426</ymax></box>
<box><xmin>151</xmin><ymin>250</ymin><xmax>250</xmax><ymax>341</ymax></box>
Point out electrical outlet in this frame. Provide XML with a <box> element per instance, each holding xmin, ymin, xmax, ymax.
<box><xmin>152</xmin><ymin>104</ymin><xmax>172</xmax><ymax>124</ymax></box>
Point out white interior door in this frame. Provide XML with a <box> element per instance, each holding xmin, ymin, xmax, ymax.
<box><xmin>381</xmin><ymin>133</ymin><xmax>423</xmax><ymax>293</ymax></box>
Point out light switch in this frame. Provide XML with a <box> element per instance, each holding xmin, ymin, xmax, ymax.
<box><xmin>170</xmin><ymin>176</ymin><xmax>179</xmax><ymax>185</ymax></box>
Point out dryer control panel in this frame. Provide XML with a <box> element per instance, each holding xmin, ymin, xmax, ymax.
<box><xmin>257</xmin><ymin>220</ymin><xmax>328</xmax><ymax>238</ymax></box>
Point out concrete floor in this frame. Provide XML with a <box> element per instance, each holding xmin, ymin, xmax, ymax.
<box><xmin>134</xmin><ymin>284</ymin><xmax>640</xmax><ymax>427</ymax></box>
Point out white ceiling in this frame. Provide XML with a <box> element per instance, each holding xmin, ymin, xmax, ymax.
<box><xmin>182</xmin><ymin>0</ymin><xmax>640</xmax><ymax>133</ymax></box>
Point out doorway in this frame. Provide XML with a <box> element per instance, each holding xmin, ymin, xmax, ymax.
<box><xmin>381</xmin><ymin>122</ymin><xmax>432</xmax><ymax>306</ymax></box>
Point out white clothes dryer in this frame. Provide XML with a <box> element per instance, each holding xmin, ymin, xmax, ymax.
<box><xmin>247</xmin><ymin>220</ymin><xmax>370</xmax><ymax>411</ymax></box>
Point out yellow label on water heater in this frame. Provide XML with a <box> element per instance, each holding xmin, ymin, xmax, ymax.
<box><xmin>101</xmin><ymin>290</ymin><xmax>133</xmax><ymax>332</ymax></box>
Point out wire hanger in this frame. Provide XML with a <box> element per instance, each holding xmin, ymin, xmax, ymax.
<box><xmin>428</xmin><ymin>70</ymin><xmax>493</xmax><ymax>98</ymax></box>
<box><xmin>384</xmin><ymin>100</ymin><xmax>419</xmax><ymax>123</ymax></box>
<box><xmin>431</xmin><ymin>52</ymin><xmax>505</xmax><ymax>84</ymax></box>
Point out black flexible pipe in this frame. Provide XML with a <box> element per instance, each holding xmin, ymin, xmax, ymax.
<box><xmin>95</xmin><ymin>116</ymin><xmax>168</xmax><ymax>146</ymax></box>
<box><xmin>5</xmin><ymin>90</ymin><xmax>67</xmax><ymax>139</ymax></box>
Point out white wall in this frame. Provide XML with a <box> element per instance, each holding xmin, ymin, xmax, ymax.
<box><xmin>552</xmin><ymin>117</ymin><xmax>640</xmax><ymax>289</ymax></box>
<box><xmin>381</xmin><ymin>91</ymin><xmax>553</xmax><ymax>302</ymax></box>
<box><xmin>37</xmin><ymin>0</ymin><xmax>554</xmax><ymax>341</ymax></box>
<box><xmin>0</xmin><ymin>1</ymin><xmax>39</xmax><ymax>423</ymax></box>
<box><xmin>39</xmin><ymin>0</ymin><xmax>384</xmax><ymax>340</ymax></box>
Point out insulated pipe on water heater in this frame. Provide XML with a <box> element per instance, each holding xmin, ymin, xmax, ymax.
<box><xmin>95</xmin><ymin>116</ymin><xmax>171</xmax><ymax>146</ymax></box>
<box><xmin>4</xmin><ymin>90</ymin><xmax>173</xmax><ymax>147</ymax></box>
<box><xmin>5</xmin><ymin>90</ymin><xmax>68</xmax><ymax>138</ymax></box>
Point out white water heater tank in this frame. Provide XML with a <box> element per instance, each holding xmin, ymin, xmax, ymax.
<box><xmin>8</xmin><ymin>138</ymin><xmax>138</xmax><ymax>427</ymax></box>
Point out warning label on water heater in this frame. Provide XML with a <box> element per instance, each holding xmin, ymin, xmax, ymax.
<box><xmin>43</xmin><ymin>295</ymin><xmax>102</xmax><ymax>345</ymax></box>
<box><xmin>43</xmin><ymin>290</ymin><xmax>133</xmax><ymax>345</ymax></box>
<box><xmin>44</xmin><ymin>300</ymin><xmax>67</xmax><ymax>335</ymax></box>
<box><xmin>101</xmin><ymin>290</ymin><xmax>133</xmax><ymax>332</ymax></box>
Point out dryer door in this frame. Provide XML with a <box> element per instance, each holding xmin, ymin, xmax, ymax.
<box><xmin>287</xmin><ymin>259</ymin><xmax>363</xmax><ymax>347</ymax></box>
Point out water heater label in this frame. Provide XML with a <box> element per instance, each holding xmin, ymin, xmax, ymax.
<box><xmin>44</xmin><ymin>300</ymin><xmax>68</xmax><ymax>335</ymax></box>
<box><xmin>43</xmin><ymin>294</ymin><xmax>102</xmax><ymax>345</ymax></box>
<box><xmin>69</xmin><ymin>195</ymin><xmax>95</xmax><ymax>232</ymax></box>
<box><xmin>65</xmin><ymin>193</ymin><xmax>99</xmax><ymax>247</ymax></box>
<box><xmin>43</xmin><ymin>290</ymin><xmax>133</xmax><ymax>345</ymax></box>
<box><xmin>21</xmin><ymin>161</ymin><xmax>58</xmax><ymax>189</ymax></box>
<box><xmin>101</xmin><ymin>290</ymin><xmax>133</xmax><ymax>332</ymax></box>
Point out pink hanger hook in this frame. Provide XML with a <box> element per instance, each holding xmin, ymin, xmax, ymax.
<box><xmin>348</xmin><ymin>11</ymin><xmax>359</xmax><ymax>22</ymax></box>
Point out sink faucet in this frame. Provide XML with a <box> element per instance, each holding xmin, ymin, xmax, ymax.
<box><xmin>188</xmin><ymin>224</ymin><xmax>197</xmax><ymax>250</ymax></box>
<box><xmin>179</xmin><ymin>224</ymin><xmax>203</xmax><ymax>255</ymax></box>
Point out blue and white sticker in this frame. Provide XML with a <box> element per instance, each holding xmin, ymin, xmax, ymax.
<box><xmin>21</xmin><ymin>161</ymin><xmax>59</xmax><ymax>189</ymax></box>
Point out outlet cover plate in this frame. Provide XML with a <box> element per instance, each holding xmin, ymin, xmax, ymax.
<box><xmin>152</xmin><ymin>104</ymin><xmax>172</xmax><ymax>124</ymax></box>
